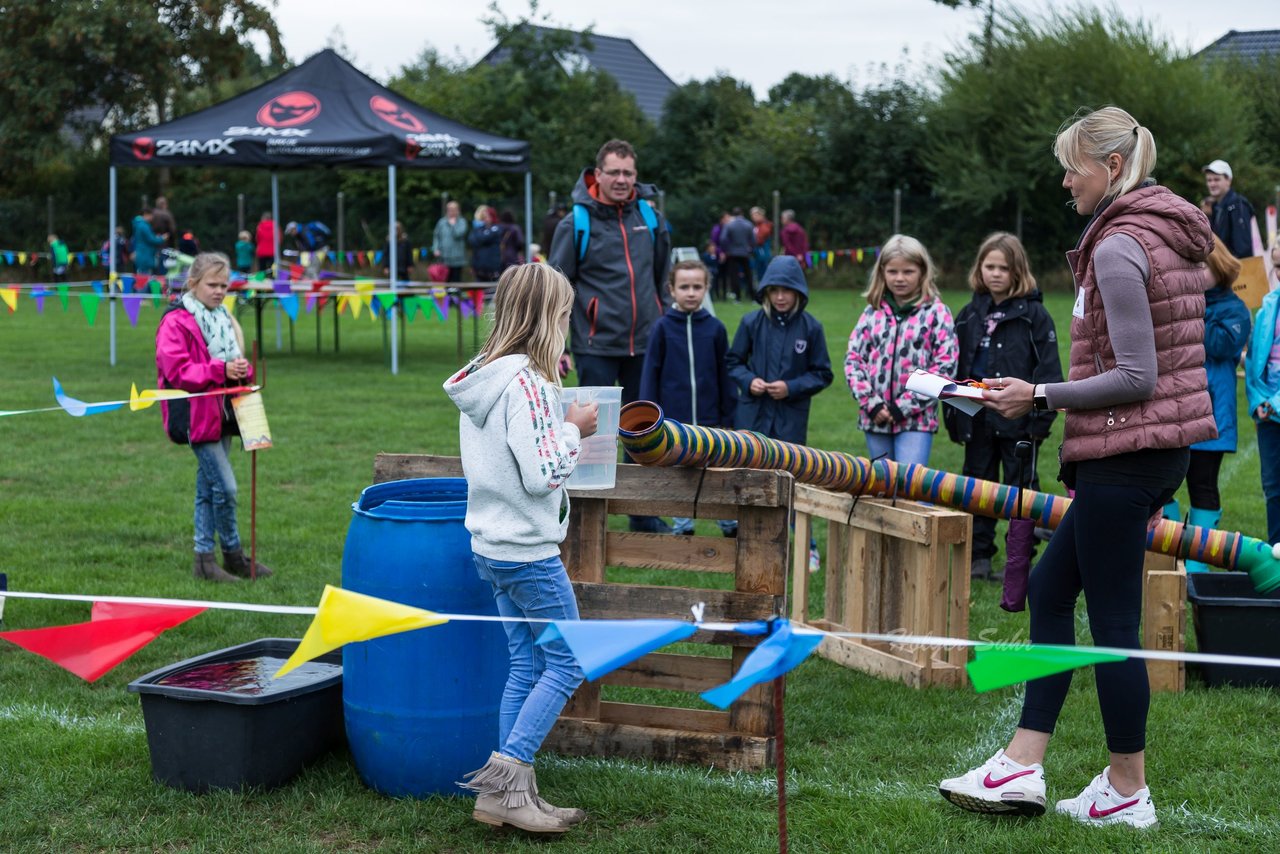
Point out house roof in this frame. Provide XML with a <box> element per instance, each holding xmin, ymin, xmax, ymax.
<box><xmin>478</xmin><ymin>25</ymin><xmax>677</xmax><ymax>124</ymax></box>
<box><xmin>1196</xmin><ymin>29</ymin><xmax>1280</xmax><ymax>62</ymax></box>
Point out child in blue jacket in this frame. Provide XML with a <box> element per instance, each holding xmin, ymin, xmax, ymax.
<box><xmin>641</xmin><ymin>259</ymin><xmax>737</xmax><ymax>535</ymax></box>
<box><xmin>727</xmin><ymin>255</ymin><xmax>833</xmax><ymax>445</ymax></box>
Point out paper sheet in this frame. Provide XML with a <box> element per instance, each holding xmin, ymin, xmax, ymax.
<box><xmin>232</xmin><ymin>391</ymin><xmax>273</xmax><ymax>451</ymax></box>
<box><xmin>905</xmin><ymin>369</ymin><xmax>986</xmax><ymax>416</ymax></box>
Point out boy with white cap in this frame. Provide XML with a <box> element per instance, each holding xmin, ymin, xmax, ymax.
<box><xmin>1203</xmin><ymin>159</ymin><xmax>1256</xmax><ymax>259</ymax></box>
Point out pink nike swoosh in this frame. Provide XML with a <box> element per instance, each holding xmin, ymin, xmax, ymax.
<box><xmin>983</xmin><ymin>769</ymin><xmax>1036</xmax><ymax>788</ymax></box>
<box><xmin>1089</xmin><ymin>798</ymin><xmax>1141</xmax><ymax>818</ymax></box>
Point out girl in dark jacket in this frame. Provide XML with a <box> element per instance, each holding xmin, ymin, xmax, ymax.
<box><xmin>945</xmin><ymin>232</ymin><xmax>1063</xmax><ymax>583</ymax></box>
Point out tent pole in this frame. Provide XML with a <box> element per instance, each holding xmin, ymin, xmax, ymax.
<box><xmin>109</xmin><ymin>166</ymin><xmax>118</xmax><ymax>367</ymax></box>
<box><xmin>389</xmin><ymin>164</ymin><xmax>399</xmax><ymax>375</ymax></box>
<box><xmin>271</xmin><ymin>171</ymin><xmax>280</xmax><ymax>275</ymax></box>
<box><xmin>524</xmin><ymin>170</ymin><xmax>533</xmax><ymax>261</ymax></box>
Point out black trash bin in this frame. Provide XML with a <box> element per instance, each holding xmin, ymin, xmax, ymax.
<box><xmin>128</xmin><ymin>638</ymin><xmax>344</xmax><ymax>792</ymax></box>
<box><xmin>1187</xmin><ymin>572</ymin><xmax>1280</xmax><ymax>688</ymax></box>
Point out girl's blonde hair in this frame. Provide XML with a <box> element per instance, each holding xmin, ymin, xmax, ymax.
<box><xmin>474</xmin><ymin>205</ymin><xmax>492</xmax><ymax>224</ymax></box>
<box><xmin>1053</xmin><ymin>106</ymin><xmax>1157</xmax><ymax>206</ymax></box>
<box><xmin>968</xmin><ymin>232</ymin><xmax>1037</xmax><ymax>298</ymax></box>
<box><xmin>186</xmin><ymin>252</ymin><xmax>231</xmax><ymax>292</ymax></box>
<box><xmin>863</xmin><ymin>234</ymin><xmax>940</xmax><ymax>307</ymax></box>
<box><xmin>479</xmin><ymin>263</ymin><xmax>574</xmax><ymax>383</ymax></box>
<box><xmin>1204</xmin><ymin>235</ymin><xmax>1241</xmax><ymax>289</ymax></box>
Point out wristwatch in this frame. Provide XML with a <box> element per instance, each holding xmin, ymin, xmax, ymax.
<box><xmin>1032</xmin><ymin>384</ymin><xmax>1050</xmax><ymax>412</ymax></box>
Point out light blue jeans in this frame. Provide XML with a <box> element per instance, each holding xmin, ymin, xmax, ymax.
<box><xmin>191</xmin><ymin>437</ymin><xmax>240</xmax><ymax>553</ymax></box>
<box><xmin>864</xmin><ymin>430</ymin><xmax>934</xmax><ymax>468</ymax></box>
<box><xmin>472</xmin><ymin>553</ymin><xmax>585</xmax><ymax>764</ymax></box>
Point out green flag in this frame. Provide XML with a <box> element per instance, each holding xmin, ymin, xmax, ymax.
<box><xmin>79</xmin><ymin>293</ymin><xmax>100</xmax><ymax>327</ymax></box>
<box><xmin>967</xmin><ymin>644</ymin><xmax>1128</xmax><ymax>693</ymax></box>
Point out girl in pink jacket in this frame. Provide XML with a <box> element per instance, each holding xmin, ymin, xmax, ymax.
<box><xmin>156</xmin><ymin>252</ymin><xmax>271</xmax><ymax>582</ymax></box>
<box><xmin>845</xmin><ymin>234</ymin><xmax>958</xmax><ymax>466</ymax></box>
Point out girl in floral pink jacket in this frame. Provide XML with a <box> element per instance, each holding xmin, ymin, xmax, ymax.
<box><xmin>845</xmin><ymin>234</ymin><xmax>958</xmax><ymax>466</ymax></box>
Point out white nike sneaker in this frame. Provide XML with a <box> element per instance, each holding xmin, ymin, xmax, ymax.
<box><xmin>938</xmin><ymin>750</ymin><xmax>1047</xmax><ymax>816</ymax></box>
<box><xmin>1055</xmin><ymin>766</ymin><xmax>1157</xmax><ymax>829</ymax></box>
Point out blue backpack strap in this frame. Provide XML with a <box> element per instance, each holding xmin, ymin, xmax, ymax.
<box><xmin>636</xmin><ymin>198</ymin><xmax>658</xmax><ymax>239</ymax></box>
<box><xmin>573</xmin><ymin>203</ymin><xmax>590</xmax><ymax>261</ymax></box>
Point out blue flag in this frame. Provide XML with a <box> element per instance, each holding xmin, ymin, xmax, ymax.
<box><xmin>536</xmin><ymin>619</ymin><xmax>697</xmax><ymax>682</ymax></box>
<box><xmin>700</xmin><ymin>619</ymin><xmax>823</xmax><ymax>709</ymax></box>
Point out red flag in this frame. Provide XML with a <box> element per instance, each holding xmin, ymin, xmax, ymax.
<box><xmin>0</xmin><ymin>603</ymin><xmax>206</xmax><ymax>681</ymax></box>
<box><xmin>472</xmin><ymin>288</ymin><xmax>484</xmax><ymax>315</ymax></box>
<box><xmin>134</xmin><ymin>274</ymin><xmax>150</xmax><ymax>293</ymax></box>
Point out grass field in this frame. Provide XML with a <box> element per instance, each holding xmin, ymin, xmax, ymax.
<box><xmin>1</xmin><ymin>283</ymin><xmax>1276</xmax><ymax>852</ymax></box>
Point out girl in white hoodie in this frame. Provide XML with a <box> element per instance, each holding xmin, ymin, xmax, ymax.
<box><xmin>444</xmin><ymin>263</ymin><xmax>597</xmax><ymax>834</ymax></box>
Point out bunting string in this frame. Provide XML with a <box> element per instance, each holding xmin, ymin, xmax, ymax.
<box><xmin>4</xmin><ymin>587</ymin><xmax>1280</xmax><ymax>696</ymax></box>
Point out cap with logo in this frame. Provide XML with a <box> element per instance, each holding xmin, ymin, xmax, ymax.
<box><xmin>1202</xmin><ymin>159</ymin><xmax>1232</xmax><ymax>179</ymax></box>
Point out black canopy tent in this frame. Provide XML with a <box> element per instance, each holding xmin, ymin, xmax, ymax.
<box><xmin>108</xmin><ymin>49</ymin><xmax>532</xmax><ymax>373</ymax></box>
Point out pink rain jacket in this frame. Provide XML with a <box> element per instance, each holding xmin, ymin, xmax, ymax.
<box><xmin>155</xmin><ymin>307</ymin><xmax>252</xmax><ymax>444</ymax></box>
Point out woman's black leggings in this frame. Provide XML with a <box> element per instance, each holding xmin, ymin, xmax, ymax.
<box><xmin>1018</xmin><ymin>478</ymin><xmax>1176</xmax><ymax>754</ymax></box>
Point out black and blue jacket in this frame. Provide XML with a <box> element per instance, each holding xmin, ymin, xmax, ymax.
<box><xmin>726</xmin><ymin>256</ymin><xmax>833</xmax><ymax>444</ymax></box>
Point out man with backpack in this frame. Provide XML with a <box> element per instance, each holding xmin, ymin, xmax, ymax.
<box><xmin>549</xmin><ymin>138</ymin><xmax>672</xmax><ymax>397</ymax></box>
<box><xmin>549</xmin><ymin>138</ymin><xmax>673</xmax><ymax>533</ymax></box>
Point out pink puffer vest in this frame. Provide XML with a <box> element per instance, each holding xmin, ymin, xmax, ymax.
<box><xmin>1060</xmin><ymin>185</ymin><xmax>1216</xmax><ymax>463</ymax></box>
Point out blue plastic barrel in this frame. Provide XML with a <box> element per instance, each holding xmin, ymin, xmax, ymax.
<box><xmin>342</xmin><ymin>477</ymin><xmax>508</xmax><ymax>797</ymax></box>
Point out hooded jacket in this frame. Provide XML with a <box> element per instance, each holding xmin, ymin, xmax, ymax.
<box><xmin>548</xmin><ymin>168</ymin><xmax>672</xmax><ymax>358</ymax></box>
<box><xmin>727</xmin><ymin>256</ymin><xmax>833</xmax><ymax>444</ymax></box>
<box><xmin>1245</xmin><ymin>289</ymin><xmax>1280</xmax><ymax>423</ymax></box>
<box><xmin>944</xmin><ymin>290</ymin><xmax>1062</xmax><ymax>443</ymax></box>
<box><xmin>640</xmin><ymin>306</ymin><xmax>736</xmax><ymax>427</ymax></box>
<box><xmin>1193</xmin><ymin>283</ymin><xmax>1251</xmax><ymax>452</ymax></box>
<box><xmin>444</xmin><ymin>354</ymin><xmax>581</xmax><ymax>561</ymax></box>
<box><xmin>156</xmin><ymin>305</ymin><xmax>253</xmax><ymax>444</ymax></box>
<box><xmin>845</xmin><ymin>295</ymin><xmax>958</xmax><ymax>436</ymax></box>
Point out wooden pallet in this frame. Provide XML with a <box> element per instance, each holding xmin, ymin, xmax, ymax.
<box><xmin>374</xmin><ymin>455</ymin><xmax>792</xmax><ymax>771</ymax></box>
<box><xmin>791</xmin><ymin>485</ymin><xmax>971</xmax><ymax>689</ymax></box>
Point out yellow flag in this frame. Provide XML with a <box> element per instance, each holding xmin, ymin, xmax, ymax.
<box><xmin>300</xmin><ymin>251</ymin><xmax>311</xmax><ymax>268</ymax></box>
<box><xmin>129</xmin><ymin>383</ymin><xmax>188</xmax><ymax>411</ymax></box>
<box><xmin>348</xmin><ymin>291</ymin><xmax>365</xmax><ymax>319</ymax></box>
<box><xmin>1</xmin><ymin>288</ymin><xmax>16</xmax><ymax>312</ymax></box>
<box><xmin>17</xmin><ymin>253</ymin><xmax>27</xmax><ymax>265</ymax></box>
<box><xmin>224</xmin><ymin>294</ymin><xmax>236</xmax><ymax>313</ymax></box>
<box><xmin>274</xmin><ymin>585</ymin><xmax>448</xmax><ymax>678</ymax></box>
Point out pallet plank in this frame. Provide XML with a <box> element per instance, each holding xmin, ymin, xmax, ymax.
<box><xmin>600</xmin><ymin>653</ymin><xmax>734</xmax><ymax>693</ymax></box>
<box><xmin>606</xmin><ymin>531</ymin><xmax>735</xmax><ymax>573</ymax></box>
<box><xmin>545</xmin><ymin>718</ymin><xmax>772</xmax><ymax>772</ymax></box>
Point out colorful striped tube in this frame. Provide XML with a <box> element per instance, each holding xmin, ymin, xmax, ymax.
<box><xmin>618</xmin><ymin>402</ymin><xmax>1280</xmax><ymax>594</ymax></box>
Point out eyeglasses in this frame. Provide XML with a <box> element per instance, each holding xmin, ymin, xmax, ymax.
<box><xmin>600</xmin><ymin>169</ymin><xmax>636</xmax><ymax>179</ymax></box>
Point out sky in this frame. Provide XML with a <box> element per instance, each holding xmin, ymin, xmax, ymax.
<box><xmin>267</xmin><ymin>0</ymin><xmax>1275</xmax><ymax>95</ymax></box>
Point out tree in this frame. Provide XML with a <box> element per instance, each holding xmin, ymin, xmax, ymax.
<box><xmin>924</xmin><ymin>6</ymin><xmax>1256</xmax><ymax>264</ymax></box>
<box><xmin>0</xmin><ymin>0</ymin><xmax>284</xmax><ymax>190</ymax></box>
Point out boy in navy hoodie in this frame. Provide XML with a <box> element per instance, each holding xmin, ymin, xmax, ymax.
<box><xmin>727</xmin><ymin>255</ymin><xmax>833</xmax><ymax>445</ymax></box>
<box><xmin>640</xmin><ymin>259</ymin><xmax>738</xmax><ymax>535</ymax></box>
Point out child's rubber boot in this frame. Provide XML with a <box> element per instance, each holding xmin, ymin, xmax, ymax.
<box><xmin>1185</xmin><ymin>507</ymin><xmax>1222</xmax><ymax>573</ymax></box>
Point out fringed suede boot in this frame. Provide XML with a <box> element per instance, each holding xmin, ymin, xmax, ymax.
<box><xmin>193</xmin><ymin>552</ymin><xmax>238</xmax><ymax>583</ymax></box>
<box><xmin>222</xmin><ymin>548</ymin><xmax>273</xmax><ymax>578</ymax></box>
<box><xmin>460</xmin><ymin>752</ymin><xmax>573</xmax><ymax>833</ymax></box>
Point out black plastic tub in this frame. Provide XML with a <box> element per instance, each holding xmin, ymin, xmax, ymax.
<box><xmin>1187</xmin><ymin>572</ymin><xmax>1280</xmax><ymax>688</ymax></box>
<box><xmin>127</xmin><ymin>638</ymin><xmax>344</xmax><ymax>792</ymax></box>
